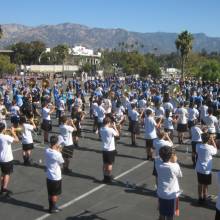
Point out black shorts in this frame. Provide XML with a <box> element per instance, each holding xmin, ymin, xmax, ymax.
<box><xmin>22</xmin><ymin>143</ymin><xmax>34</xmax><ymax>151</ymax></box>
<box><xmin>102</xmin><ymin>150</ymin><xmax>116</xmax><ymax>165</ymax></box>
<box><xmin>191</xmin><ymin>141</ymin><xmax>201</xmax><ymax>153</ymax></box>
<box><xmin>177</xmin><ymin>123</ymin><xmax>187</xmax><ymax>132</ymax></box>
<box><xmin>215</xmin><ymin>208</ymin><xmax>220</xmax><ymax>220</ymax></box>
<box><xmin>197</xmin><ymin>172</ymin><xmax>212</xmax><ymax>185</ymax></box>
<box><xmin>11</xmin><ymin>116</ymin><xmax>19</xmax><ymax>124</ymax></box>
<box><xmin>47</xmin><ymin>179</ymin><xmax>62</xmax><ymax>196</ymax></box>
<box><xmin>145</xmin><ymin>139</ymin><xmax>154</xmax><ymax>149</ymax></box>
<box><xmin>129</xmin><ymin>121</ymin><xmax>140</xmax><ymax>134</ymax></box>
<box><xmin>158</xmin><ymin>197</ymin><xmax>176</xmax><ymax>217</ymax></box>
<box><xmin>0</xmin><ymin>161</ymin><xmax>13</xmax><ymax>175</ymax></box>
<box><xmin>41</xmin><ymin>119</ymin><xmax>52</xmax><ymax>132</ymax></box>
<box><xmin>188</xmin><ymin>120</ymin><xmax>195</xmax><ymax>129</ymax></box>
<box><xmin>72</xmin><ymin>122</ymin><xmax>81</xmax><ymax>137</ymax></box>
<box><xmin>94</xmin><ymin>116</ymin><xmax>98</xmax><ymax>125</ymax></box>
<box><xmin>62</xmin><ymin>145</ymin><xmax>74</xmax><ymax>159</ymax></box>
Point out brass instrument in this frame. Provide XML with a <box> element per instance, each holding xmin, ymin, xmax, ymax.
<box><xmin>28</xmin><ymin>117</ymin><xmax>40</xmax><ymax>127</ymax></box>
<box><xmin>1</xmin><ymin>108</ymin><xmax>7</xmax><ymax>116</ymax></box>
<box><xmin>29</xmin><ymin>78</ymin><xmax>36</xmax><ymax>88</ymax></box>
<box><xmin>4</xmin><ymin>127</ymin><xmax>23</xmax><ymax>136</ymax></box>
<box><xmin>33</xmin><ymin>117</ymin><xmax>40</xmax><ymax>127</ymax></box>
<box><xmin>42</xmin><ymin>79</ymin><xmax>50</xmax><ymax>88</ymax></box>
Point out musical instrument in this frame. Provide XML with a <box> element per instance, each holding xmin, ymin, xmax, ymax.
<box><xmin>29</xmin><ymin>78</ymin><xmax>36</xmax><ymax>88</ymax></box>
<box><xmin>42</xmin><ymin>79</ymin><xmax>50</xmax><ymax>89</ymax></box>
<box><xmin>4</xmin><ymin>127</ymin><xmax>23</xmax><ymax>136</ymax></box>
<box><xmin>1</xmin><ymin>108</ymin><xmax>7</xmax><ymax>116</ymax></box>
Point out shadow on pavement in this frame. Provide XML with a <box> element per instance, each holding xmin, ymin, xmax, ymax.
<box><xmin>66</xmin><ymin>207</ymin><xmax>117</xmax><ymax>220</ymax></box>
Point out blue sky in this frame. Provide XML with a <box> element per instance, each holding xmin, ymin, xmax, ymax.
<box><xmin>1</xmin><ymin>0</ymin><xmax>220</xmax><ymax>36</ymax></box>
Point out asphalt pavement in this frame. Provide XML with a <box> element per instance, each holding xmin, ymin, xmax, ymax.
<box><xmin>0</xmin><ymin>108</ymin><xmax>219</xmax><ymax>220</ymax></box>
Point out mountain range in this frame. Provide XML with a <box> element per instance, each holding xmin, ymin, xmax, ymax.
<box><xmin>1</xmin><ymin>23</ymin><xmax>220</xmax><ymax>54</ymax></box>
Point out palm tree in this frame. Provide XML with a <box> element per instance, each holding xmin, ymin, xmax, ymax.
<box><xmin>175</xmin><ymin>30</ymin><xmax>194</xmax><ymax>78</ymax></box>
<box><xmin>0</xmin><ymin>25</ymin><xmax>3</xmax><ymax>39</ymax></box>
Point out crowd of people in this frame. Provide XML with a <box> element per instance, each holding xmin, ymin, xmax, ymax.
<box><xmin>0</xmin><ymin>75</ymin><xmax>220</xmax><ymax>219</ymax></box>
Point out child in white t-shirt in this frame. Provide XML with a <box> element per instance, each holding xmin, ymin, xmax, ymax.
<box><xmin>190</xmin><ymin>120</ymin><xmax>203</xmax><ymax>168</ymax></box>
<box><xmin>196</xmin><ymin>132</ymin><xmax>217</xmax><ymax>205</ymax></box>
<box><xmin>20</xmin><ymin>116</ymin><xmax>36</xmax><ymax>165</ymax></box>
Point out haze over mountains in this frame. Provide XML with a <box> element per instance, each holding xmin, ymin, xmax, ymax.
<box><xmin>1</xmin><ymin>23</ymin><xmax>220</xmax><ymax>54</ymax></box>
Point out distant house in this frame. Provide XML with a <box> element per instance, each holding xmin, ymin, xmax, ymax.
<box><xmin>45</xmin><ymin>45</ymin><xmax>102</xmax><ymax>66</ymax></box>
<box><xmin>0</xmin><ymin>49</ymin><xmax>13</xmax><ymax>54</ymax></box>
<box><xmin>165</xmin><ymin>68</ymin><xmax>181</xmax><ymax>77</ymax></box>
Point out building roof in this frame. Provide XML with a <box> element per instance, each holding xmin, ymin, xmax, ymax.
<box><xmin>0</xmin><ymin>49</ymin><xmax>13</xmax><ymax>53</ymax></box>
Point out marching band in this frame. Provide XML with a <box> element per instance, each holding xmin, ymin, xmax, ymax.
<box><xmin>0</xmin><ymin>75</ymin><xmax>220</xmax><ymax>218</ymax></box>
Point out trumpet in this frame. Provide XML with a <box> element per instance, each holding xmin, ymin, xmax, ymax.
<box><xmin>4</xmin><ymin>127</ymin><xmax>23</xmax><ymax>136</ymax></box>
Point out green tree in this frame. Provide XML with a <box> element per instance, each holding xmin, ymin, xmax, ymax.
<box><xmin>198</xmin><ymin>59</ymin><xmax>220</xmax><ymax>81</ymax></box>
<box><xmin>52</xmin><ymin>44</ymin><xmax>69</xmax><ymax>64</ymax></box>
<box><xmin>0</xmin><ymin>55</ymin><xmax>16</xmax><ymax>76</ymax></box>
<box><xmin>175</xmin><ymin>30</ymin><xmax>194</xmax><ymax>78</ymax></box>
<box><xmin>29</xmin><ymin>41</ymin><xmax>46</xmax><ymax>64</ymax></box>
<box><xmin>10</xmin><ymin>41</ymin><xmax>46</xmax><ymax>64</ymax></box>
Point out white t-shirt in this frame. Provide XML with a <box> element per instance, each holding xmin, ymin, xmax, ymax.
<box><xmin>156</xmin><ymin>158</ymin><xmax>182</xmax><ymax>199</ymax></box>
<box><xmin>138</xmin><ymin>99</ymin><xmax>146</xmax><ymax>110</ymax></box>
<box><xmin>204</xmin><ymin>115</ymin><xmax>218</xmax><ymax>133</ymax></box>
<box><xmin>10</xmin><ymin>105</ymin><xmax>19</xmax><ymax>117</ymax></box>
<box><xmin>22</xmin><ymin>123</ymin><xmax>34</xmax><ymax>144</ymax></box>
<box><xmin>0</xmin><ymin>134</ymin><xmax>14</xmax><ymax>162</ymax></box>
<box><xmin>59</xmin><ymin>124</ymin><xmax>74</xmax><ymax>146</ymax></box>
<box><xmin>144</xmin><ymin>116</ymin><xmax>157</xmax><ymax>139</ymax></box>
<box><xmin>97</xmin><ymin>105</ymin><xmax>106</xmax><ymax>123</ymax></box>
<box><xmin>103</xmin><ymin>99</ymin><xmax>112</xmax><ymax>114</ymax></box>
<box><xmin>216</xmin><ymin>172</ymin><xmax>220</xmax><ymax>211</ymax></box>
<box><xmin>74</xmin><ymin>97</ymin><xmax>82</xmax><ymax>108</ymax></box>
<box><xmin>58</xmin><ymin>99</ymin><xmax>65</xmax><ymax>111</ymax></box>
<box><xmin>153</xmin><ymin>139</ymin><xmax>173</xmax><ymax>157</ymax></box>
<box><xmin>191</xmin><ymin>126</ymin><xmax>202</xmax><ymax>142</ymax></box>
<box><xmin>92</xmin><ymin>103</ymin><xmax>98</xmax><ymax>117</ymax></box>
<box><xmin>196</xmin><ymin>143</ymin><xmax>217</xmax><ymax>174</ymax></box>
<box><xmin>154</xmin><ymin>107</ymin><xmax>165</xmax><ymax>118</ymax></box>
<box><xmin>42</xmin><ymin>107</ymin><xmax>51</xmax><ymax>120</ymax></box>
<box><xmin>100</xmin><ymin>127</ymin><xmax>117</xmax><ymax>151</ymax></box>
<box><xmin>45</xmin><ymin>148</ymin><xmax>64</xmax><ymax>181</ymax></box>
<box><xmin>164</xmin><ymin>117</ymin><xmax>174</xmax><ymax>130</ymax></box>
<box><xmin>163</xmin><ymin>102</ymin><xmax>173</xmax><ymax>112</ymax></box>
<box><xmin>188</xmin><ymin>108</ymin><xmax>199</xmax><ymax>121</ymax></box>
<box><xmin>199</xmin><ymin>105</ymin><xmax>208</xmax><ymax>121</ymax></box>
<box><xmin>130</xmin><ymin>109</ymin><xmax>139</xmax><ymax>121</ymax></box>
<box><xmin>175</xmin><ymin>107</ymin><xmax>188</xmax><ymax>124</ymax></box>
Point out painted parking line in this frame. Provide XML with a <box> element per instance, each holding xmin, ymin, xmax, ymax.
<box><xmin>35</xmin><ymin>160</ymin><xmax>149</xmax><ymax>220</ymax></box>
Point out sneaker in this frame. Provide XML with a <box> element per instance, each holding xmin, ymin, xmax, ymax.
<box><xmin>49</xmin><ymin>206</ymin><xmax>60</xmax><ymax>213</ymax></box>
<box><xmin>1</xmin><ymin>189</ymin><xmax>13</xmax><ymax>196</ymax></box>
